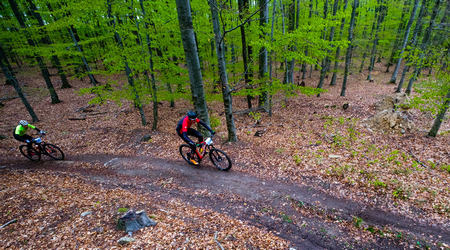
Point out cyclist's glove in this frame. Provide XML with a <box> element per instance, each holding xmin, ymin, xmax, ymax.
<box><xmin>25</xmin><ymin>139</ymin><xmax>30</xmax><ymax>144</ymax></box>
<box><xmin>40</xmin><ymin>130</ymin><xmax>46</xmax><ymax>135</ymax></box>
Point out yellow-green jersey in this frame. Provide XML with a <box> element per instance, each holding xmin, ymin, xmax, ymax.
<box><xmin>15</xmin><ymin>124</ymin><xmax>36</xmax><ymax>136</ymax></box>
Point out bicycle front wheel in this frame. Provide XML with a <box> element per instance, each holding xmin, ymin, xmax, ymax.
<box><xmin>209</xmin><ymin>148</ymin><xmax>232</xmax><ymax>171</ymax></box>
<box><xmin>179</xmin><ymin>144</ymin><xmax>200</xmax><ymax>166</ymax></box>
<box><xmin>19</xmin><ymin>145</ymin><xmax>41</xmax><ymax>161</ymax></box>
<box><xmin>43</xmin><ymin>144</ymin><xmax>65</xmax><ymax>160</ymax></box>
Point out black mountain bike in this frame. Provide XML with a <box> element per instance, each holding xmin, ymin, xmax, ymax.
<box><xmin>179</xmin><ymin>135</ymin><xmax>232</xmax><ymax>171</ymax></box>
<box><xmin>19</xmin><ymin>133</ymin><xmax>64</xmax><ymax>161</ymax></box>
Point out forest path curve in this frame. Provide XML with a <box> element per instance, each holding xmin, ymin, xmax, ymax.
<box><xmin>2</xmin><ymin>153</ymin><xmax>449</xmax><ymax>249</ymax></box>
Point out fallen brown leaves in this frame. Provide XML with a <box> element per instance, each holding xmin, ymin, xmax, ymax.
<box><xmin>0</xmin><ymin>63</ymin><xmax>448</xmax><ymax>247</ymax></box>
<box><xmin>0</xmin><ymin>170</ymin><xmax>288</xmax><ymax>248</ymax></box>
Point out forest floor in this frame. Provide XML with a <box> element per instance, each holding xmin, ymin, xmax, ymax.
<box><xmin>0</xmin><ymin>63</ymin><xmax>449</xmax><ymax>249</ymax></box>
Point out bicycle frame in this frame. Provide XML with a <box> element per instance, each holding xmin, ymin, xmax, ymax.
<box><xmin>31</xmin><ymin>137</ymin><xmax>45</xmax><ymax>153</ymax></box>
<box><xmin>191</xmin><ymin>136</ymin><xmax>215</xmax><ymax>162</ymax></box>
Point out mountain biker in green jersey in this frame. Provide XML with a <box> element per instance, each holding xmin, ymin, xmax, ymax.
<box><xmin>13</xmin><ymin>120</ymin><xmax>45</xmax><ymax>145</ymax></box>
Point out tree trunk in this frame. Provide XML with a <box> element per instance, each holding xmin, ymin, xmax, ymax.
<box><xmin>49</xmin><ymin>1</ymin><xmax>99</xmax><ymax>86</ymax></box>
<box><xmin>26</xmin><ymin>0</ymin><xmax>71</xmax><ymax>89</ymax></box>
<box><xmin>175</xmin><ymin>0</ymin><xmax>211</xmax><ymax>127</ymax></box>
<box><xmin>330</xmin><ymin>0</ymin><xmax>349</xmax><ymax>86</ymax></box>
<box><xmin>341</xmin><ymin>0</ymin><xmax>358</xmax><ymax>97</ymax></box>
<box><xmin>0</xmin><ymin>45</ymin><xmax>14</xmax><ymax>85</ymax></box>
<box><xmin>386</xmin><ymin>0</ymin><xmax>410</xmax><ymax>73</ymax></box>
<box><xmin>284</xmin><ymin>0</ymin><xmax>296</xmax><ymax>85</ymax></box>
<box><xmin>396</xmin><ymin>0</ymin><xmax>427</xmax><ymax>92</ymax></box>
<box><xmin>390</xmin><ymin>0</ymin><xmax>419</xmax><ymax>84</ymax></box>
<box><xmin>107</xmin><ymin>0</ymin><xmax>147</xmax><ymax>126</ymax></box>
<box><xmin>238</xmin><ymin>0</ymin><xmax>253</xmax><ymax>109</ymax></box>
<box><xmin>258</xmin><ymin>0</ymin><xmax>269</xmax><ymax>109</ymax></box>
<box><xmin>302</xmin><ymin>0</ymin><xmax>315</xmax><ymax>80</ymax></box>
<box><xmin>428</xmin><ymin>89</ymin><xmax>450</xmax><ymax>137</ymax></box>
<box><xmin>268</xmin><ymin>0</ymin><xmax>277</xmax><ymax>116</ymax></box>
<box><xmin>67</xmin><ymin>26</ymin><xmax>99</xmax><ymax>86</ymax></box>
<box><xmin>139</xmin><ymin>0</ymin><xmax>158</xmax><ymax>130</ymax></box>
<box><xmin>208</xmin><ymin>0</ymin><xmax>237</xmax><ymax>141</ymax></box>
<box><xmin>0</xmin><ymin>42</ymin><xmax>38</xmax><ymax>122</ymax></box>
<box><xmin>317</xmin><ymin>0</ymin><xmax>338</xmax><ymax>95</ymax></box>
<box><xmin>367</xmin><ymin>0</ymin><xmax>387</xmax><ymax>82</ymax></box>
<box><xmin>8</xmin><ymin>0</ymin><xmax>60</xmax><ymax>104</ymax></box>
<box><xmin>406</xmin><ymin>0</ymin><xmax>440</xmax><ymax>95</ymax></box>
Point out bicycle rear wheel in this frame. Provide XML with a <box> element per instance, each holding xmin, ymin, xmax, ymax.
<box><xmin>43</xmin><ymin>143</ymin><xmax>64</xmax><ymax>160</ymax></box>
<box><xmin>209</xmin><ymin>148</ymin><xmax>231</xmax><ymax>171</ymax></box>
<box><xmin>179</xmin><ymin>144</ymin><xmax>200</xmax><ymax>166</ymax></box>
<box><xmin>19</xmin><ymin>145</ymin><xmax>41</xmax><ymax>161</ymax></box>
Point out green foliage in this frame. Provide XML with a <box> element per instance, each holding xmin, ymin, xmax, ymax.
<box><xmin>248</xmin><ymin>112</ymin><xmax>261</xmax><ymax>123</ymax></box>
<box><xmin>293</xmin><ymin>154</ymin><xmax>302</xmax><ymax>165</ymax></box>
<box><xmin>209</xmin><ymin>114</ymin><xmax>220</xmax><ymax>130</ymax></box>
<box><xmin>392</xmin><ymin>187</ymin><xmax>409</xmax><ymax>200</ymax></box>
<box><xmin>117</xmin><ymin>207</ymin><xmax>128</xmax><ymax>213</ymax></box>
<box><xmin>410</xmin><ymin>71</ymin><xmax>450</xmax><ymax>116</ymax></box>
<box><xmin>353</xmin><ymin>216</ymin><xmax>363</xmax><ymax>228</ymax></box>
<box><xmin>328</xmin><ymin>164</ymin><xmax>352</xmax><ymax>178</ymax></box>
<box><xmin>372</xmin><ymin>179</ymin><xmax>387</xmax><ymax>189</ymax></box>
<box><xmin>440</xmin><ymin>164</ymin><xmax>450</xmax><ymax>174</ymax></box>
<box><xmin>280</xmin><ymin>213</ymin><xmax>292</xmax><ymax>223</ymax></box>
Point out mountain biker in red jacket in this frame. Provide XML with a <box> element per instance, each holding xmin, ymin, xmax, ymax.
<box><xmin>13</xmin><ymin>120</ymin><xmax>45</xmax><ymax>145</ymax></box>
<box><xmin>176</xmin><ymin>111</ymin><xmax>215</xmax><ymax>151</ymax></box>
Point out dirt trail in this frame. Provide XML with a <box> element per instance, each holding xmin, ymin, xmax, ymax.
<box><xmin>2</xmin><ymin>154</ymin><xmax>449</xmax><ymax>249</ymax></box>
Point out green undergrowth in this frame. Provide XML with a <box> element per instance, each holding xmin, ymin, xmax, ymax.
<box><xmin>283</xmin><ymin>115</ymin><xmax>449</xmax><ymax>214</ymax></box>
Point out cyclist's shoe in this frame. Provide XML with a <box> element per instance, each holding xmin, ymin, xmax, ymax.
<box><xmin>190</xmin><ymin>159</ymin><xmax>199</xmax><ymax>165</ymax></box>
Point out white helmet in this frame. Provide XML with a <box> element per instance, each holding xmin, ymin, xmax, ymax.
<box><xmin>19</xmin><ymin>120</ymin><xmax>28</xmax><ymax>126</ymax></box>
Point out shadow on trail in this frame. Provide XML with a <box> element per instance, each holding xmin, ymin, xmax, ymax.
<box><xmin>2</xmin><ymin>153</ymin><xmax>449</xmax><ymax>249</ymax></box>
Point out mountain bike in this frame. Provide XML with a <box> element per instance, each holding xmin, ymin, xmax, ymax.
<box><xmin>19</xmin><ymin>133</ymin><xmax>64</xmax><ymax>161</ymax></box>
<box><xmin>179</xmin><ymin>135</ymin><xmax>232</xmax><ymax>171</ymax></box>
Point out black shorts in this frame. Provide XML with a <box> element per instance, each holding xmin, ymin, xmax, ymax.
<box><xmin>177</xmin><ymin>128</ymin><xmax>203</xmax><ymax>144</ymax></box>
<box><xmin>13</xmin><ymin>131</ymin><xmax>33</xmax><ymax>143</ymax></box>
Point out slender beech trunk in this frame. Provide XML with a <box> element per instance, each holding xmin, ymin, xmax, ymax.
<box><xmin>281</xmin><ymin>2</ymin><xmax>288</xmax><ymax>82</ymax></box>
<box><xmin>0</xmin><ymin>45</ymin><xmax>14</xmax><ymax>85</ymax></box>
<box><xmin>330</xmin><ymin>0</ymin><xmax>349</xmax><ymax>86</ymax></box>
<box><xmin>386</xmin><ymin>0</ymin><xmax>410</xmax><ymax>73</ymax></box>
<box><xmin>359</xmin><ymin>26</ymin><xmax>369</xmax><ymax>73</ymax></box>
<box><xmin>208</xmin><ymin>0</ymin><xmax>237</xmax><ymax>141</ymax></box>
<box><xmin>341</xmin><ymin>0</ymin><xmax>358</xmax><ymax>97</ymax></box>
<box><xmin>67</xmin><ymin>26</ymin><xmax>99</xmax><ymax>85</ymax></box>
<box><xmin>302</xmin><ymin>0</ymin><xmax>315</xmax><ymax>79</ymax></box>
<box><xmin>390</xmin><ymin>0</ymin><xmax>419</xmax><ymax>84</ymax></box>
<box><xmin>284</xmin><ymin>0</ymin><xmax>296</xmax><ymax>85</ymax></box>
<box><xmin>406</xmin><ymin>0</ymin><xmax>441</xmax><ymax>95</ymax></box>
<box><xmin>237</xmin><ymin>0</ymin><xmax>253</xmax><ymax>109</ymax></box>
<box><xmin>0</xmin><ymin>43</ymin><xmax>38</xmax><ymax>122</ymax></box>
<box><xmin>175</xmin><ymin>0</ymin><xmax>210</xmax><ymax>127</ymax></box>
<box><xmin>107</xmin><ymin>0</ymin><xmax>146</xmax><ymax>126</ymax></box>
<box><xmin>428</xmin><ymin>89</ymin><xmax>450</xmax><ymax>137</ymax></box>
<box><xmin>26</xmin><ymin>0</ymin><xmax>71</xmax><ymax>89</ymax></box>
<box><xmin>396</xmin><ymin>0</ymin><xmax>427</xmax><ymax>92</ymax></box>
<box><xmin>363</xmin><ymin>1</ymin><xmax>379</xmax><ymax>74</ymax></box>
<box><xmin>139</xmin><ymin>0</ymin><xmax>158</xmax><ymax>130</ymax></box>
<box><xmin>258</xmin><ymin>0</ymin><xmax>269</xmax><ymax>109</ymax></box>
<box><xmin>317</xmin><ymin>0</ymin><xmax>338</xmax><ymax>94</ymax></box>
<box><xmin>8</xmin><ymin>0</ymin><xmax>60</xmax><ymax>104</ymax></box>
<box><xmin>268</xmin><ymin>0</ymin><xmax>277</xmax><ymax>116</ymax></box>
<box><xmin>367</xmin><ymin>0</ymin><xmax>387</xmax><ymax>82</ymax></box>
